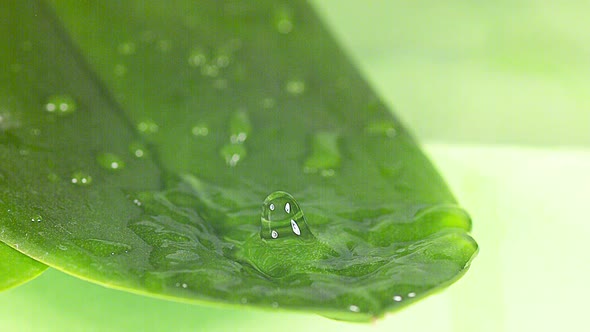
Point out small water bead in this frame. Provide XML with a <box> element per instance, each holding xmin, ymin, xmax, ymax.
<box><xmin>349</xmin><ymin>305</ymin><xmax>360</xmax><ymax>313</ymax></box>
<box><xmin>129</xmin><ymin>141</ymin><xmax>148</xmax><ymax>158</ymax></box>
<box><xmin>117</xmin><ymin>42</ymin><xmax>136</xmax><ymax>55</ymax></box>
<box><xmin>71</xmin><ymin>171</ymin><xmax>92</xmax><ymax>186</ymax></box>
<box><xmin>30</xmin><ymin>215</ymin><xmax>43</xmax><ymax>223</ymax></box>
<box><xmin>229</xmin><ymin>110</ymin><xmax>251</xmax><ymax>144</ymax></box>
<box><xmin>96</xmin><ymin>152</ymin><xmax>125</xmax><ymax>171</ymax></box>
<box><xmin>393</xmin><ymin>295</ymin><xmax>403</xmax><ymax>302</ymax></box>
<box><xmin>365</xmin><ymin>120</ymin><xmax>397</xmax><ymax>138</ymax></box>
<box><xmin>188</xmin><ymin>48</ymin><xmax>207</xmax><ymax>67</ymax></box>
<box><xmin>274</xmin><ymin>7</ymin><xmax>294</xmax><ymax>34</ymax></box>
<box><xmin>137</xmin><ymin>120</ymin><xmax>159</xmax><ymax>134</ymax></box>
<box><xmin>220</xmin><ymin>143</ymin><xmax>246</xmax><ymax>167</ymax></box>
<box><xmin>408</xmin><ymin>292</ymin><xmax>416</xmax><ymax>298</ymax></box>
<box><xmin>285</xmin><ymin>80</ymin><xmax>305</xmax><ymax>95</ymax></box>
<box><xmin>191</xmin><ymin>124</ymin><xmax>209</xmax><ymax>137</ymax></box>
<box><xmin>260</xmin><ymin>191</ymin><xmax>314</xmax><ymax>240</ymax></box>
<box><xmin>45</xmin><ymin>95</ymin><xmax>77</xmax><ymax>116</ymax></box>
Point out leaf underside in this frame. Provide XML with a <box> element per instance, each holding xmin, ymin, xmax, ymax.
<box><xmin>0</xmin><ymin>0</ymin><xmax>477</xmax><ymax>321</ymax></box>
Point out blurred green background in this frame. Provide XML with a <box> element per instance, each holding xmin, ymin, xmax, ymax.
<box><xmin>2</xmin><ymin>1</ymin><xmax>589</xmax><ymax>331</ymax></box>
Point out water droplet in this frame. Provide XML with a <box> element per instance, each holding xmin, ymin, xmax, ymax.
<box><xmin>74</xmin><ymin>238</ymin><xmax>132</xmax><ymax>257</ymax></box>
<box><xmin>214</xmin><ymin>54</ymin><xmax>230</xmax><ymax>68</ymax></box>
<box><xmin>117</xmin><ymin>42</ymin><xmax>136</xmax><ymax>55</ymax></box>
<box><xmin>408</xmin><ymin>292</ymin><xmax>416</xmax><ymax>298</ymax></box>
<box><xmin>181</xmin><ymin>283</ymin><xmax>188</xmax><ymax>288</ymax></box>
<box><xmin>71</xmin><ymin>171</ymin><xmax>92</xmax><ymax>186</ymax></box>
<box><xmin>229</xmin><ymin>110</ymin><xmax>251</xmax><ymax>144</ymax></box>
<box><xmin>349</xmin><ymin>305</ymin><xmax>360</xmax><ymax>312</ymax></box>
<box><xmin>285</xmin><ymin>80</ymin><xmax>305</xmax><ymax>95</ymax></box>
<box><xmin>129</xmin><ymin>141</ymin><xmax>148</xmax><ymax>158</ymax></box>
<box><xmin>45</xmin><ymin>95</ymin><xmax>77</xmax><ymax>116</ymax></box>
<box><xmin>365</xmin><ymin>120</ymin><xmax>397</xmax><ymax>138</ymax></box>
<box><xmin>137</xmin><ymin>120</ymin><xmax>159</xmax><ymax>134</ymax></box>
<box><xmin>304</xmin><ymin>132</ymin><xmax>341</xmax><ymax>176</ymax></box>
<box><xmin>262</xmin><ymin>97</ymin><xmax>275</xmax><ymax>109</ymax></box>
<box><xmin>260</xmin><ymin>191</ymin><xmax>314</xmax><ymax>240</ymax></box>
<box><xmin>96</xmin><ymin>152</ymin><xmax>125</xmax><ymax>171</ymax></box>
<box><xmin>393</xmin><ymin>295</ymin><xmax>403</xmax><ymax>302</ymax></box>
<box><xmin>114</xmin><ymin>64</ymin><xmax>128</xmax><ymax>77</ymax></box>
<box><xmin>271</xmin><ymin>302</ymin><xmax>279</xmax><ymax>308</ymax></box>
<box><xmin>191</xmin><ymin>124</ymin><xmax>209</xmax><ymax>137</ymax></box>
<box><xmin>220</xmin><ymin>143</ymin><xmax>247</xmax><ymax>167</ymax></box>
<box><xmin>188</xmin><ymin>48</ymin><xmax>207</xmax><ymax>67</ymax></box>
<box><xmin>133</xmin><ymin>199</ymin><xmax>142</xmax><ymax>207</ymax></box>
<box><xmin>30</xmin><ymin>215</ymin><xmax>42</xmax><ymax>222</ymax></box>
<box><xmin>274</xmin><ymin>7</ymin><xmax>294</xmax><ymax>34</ymax></box>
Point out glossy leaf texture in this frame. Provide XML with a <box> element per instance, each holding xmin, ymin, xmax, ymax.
<box><xmin>0</xmin><ymin>243</ymin><xmax>46</xmax><ymax>291</ymax></box>
<box><xmin>0</xmin><ymin>0</ymin><xmax>478</xmax><ymax>321</ymax></box>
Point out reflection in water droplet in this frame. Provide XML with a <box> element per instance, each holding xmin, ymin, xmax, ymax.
<box><xmin>137</xmin><ymin>120</ymin><xmax>159</xmax><ymax>134</ymax></box>
<box><xmin>74</xmin><ymin>238</ymin><xmax>132</xmax><ymax>257</ymax></box>
<box><xmin>304</xmin><ymin>132</ymin><xmax>341</xmax><ymax>176</ymax></box>
<box><xmin>229</xmin><ymin>110</ymin><xmax>251</xmax><ymax>144</ymax></box>
<box><xmin>96</xmin><ymin>152</ymin><xmax>125</xmax><ymax>170</ymax></box>
<box><xmin>117</xmin><ymin>42</ymin><xmax>136</xmax><ymax>55</ymax></box>
<box><xmin>71</xmin><ymin>171</ymin><xmax>92</xmax><ymax>186</ymax></box>
<box><xmin>45</xmin><ymin>95</ymin><xmax>77</xmax><ymax>116</ymax></box>
<box><xmin>129</xmin><ymin>141</ymin><xmax>148</xmax><ymax>158</ymax></box>
<box><xmin>220</xmin><ymin>143</ymin><xmax>247</xmax><ymax>167</ymax></box>
<box><xmin>30</xmin><ymin>215</ymin><xmax>42</xmax><ymax>222</ymax></box>
<box><xmin>393</xmin><ymin>295</ymin><xmax>403</xmax><ymax>302</ymax></box>
<box><xmin>191</xmin><ymin>124</ymin><xmax>209</xmax><ymax>137</ymax></box>
<box><xmin>365</xmin><ymin>120</ymin><xmax>397</xmax><ymax>138</ymax></box>
<box><xmin>285</xmin><ymin>80</ymin><xmax>305</xmax><ymax>95</ymax></box>
<box><xmin>260</xmin><ymin>191</ymin><xmax>314</xmax><ymax>240</ymax></box>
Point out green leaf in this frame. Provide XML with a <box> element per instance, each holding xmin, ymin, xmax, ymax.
<box><xmin>0</xmin><ymin>243</ymin><xmax>47</xmax><ymax>291</ymax></box>
<box><xmin>0</xmin><ymin>0</ymin><xmax>477</xmax><ymax>321</ymax></box>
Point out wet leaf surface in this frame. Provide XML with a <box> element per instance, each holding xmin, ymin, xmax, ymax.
<box><xmin>0</xmin><ymin>0</ymin><xmax>477</xmax><ymax>321</ymax></box>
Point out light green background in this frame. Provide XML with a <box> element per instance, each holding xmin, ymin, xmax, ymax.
<box><xmin>2</xmin><ymin>1</ymin><xmax>589</xmax><ymax>331</ymax></box>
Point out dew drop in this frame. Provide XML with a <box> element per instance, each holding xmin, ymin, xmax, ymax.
<box><xmin>303</xmin><ymin>132</ymin><xmax>341</xmax><ymax>176</ymax></box>
<box><xmin>96</xmin><ymin>152</ymin><xmax>125</xmax><ymax>171</ymax></box>
<box><xmin>45</xmin><ymin>95</ymin><xmax>77</xmax><ymax>116</ymax></box>
<box><xmin>393</xmin><ymin>295</ymin><xmax>403</xmax><ymax>302</ymax></box>
<box><xmin>229</xmin><ymin>110</ymin><xmax>251</xmax><ymax>144</ymax></box>
<box><xmin>285</xmin><ymin>80</ymin><xmax>305</xmax><ymax>95</ymax></box>
<box><xmin>191</xmin><ymin>124</ymin><xmax>209</xmax><ymax>137</ymax></box>
<box><xmin>349</xmin><ymin>305</ymin><xmax>360</xmax><ymax>313</ymax></box>
<box><xmin>188</xmin><ymin>48</ymin><xmax>207</xmax><ymax>67</ymax></box>
<box><xmin>408</xmin><ymin>292</ymin><xmax>416</xmax><ymax>298</ymax></box>
<box><xmin>133</xmin><ymin>199</ymin><xmax>142</xmax><ymax>206</ymax></box>
<box><xmin>129</xmin><ymin>141</ymin><xmax>148</xmax><ymax>158</ymax></box>
<box><xmin>30</xmin><ymin>215</ymin><xmax>43</xmax><ymax>223</ymax></box>
<box><xmin>220</xmin><ymin>143</ymin><xmax>247</xmax><ymax>167</ymax></box>
<box><xmin>137</xmin><ymin>120</ymin><xmax>159</xmax><ymax>134</ymax></box>
<box><xmin>274</xmin><ymin>7</ymin><xmax>294</xmax><ymax>34</ymax></box>
<box><xmin>260</xmin><ymin>191</ymin><xmax>314</xmax><ymax>240</ymax></box>
<box><xmin>117</xmin><ymin>42</ymin><xmax>136</xmax><ymax>55</ymax></box>
<box><xmin>71</xmin><ymin>171</ymin><xmax>92</xmax><ymax>186</ymax></box>
<box><xmin>365</xmin><ymin>120</ymin><xmax>397</xmax><ymax>138</ymax></box>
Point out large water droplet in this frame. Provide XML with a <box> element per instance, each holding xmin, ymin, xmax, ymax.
<box><xmin>229</xmin><ymin>110</ymin><xmax>251</xmax><ymax>144</ymax></box>
<box><xmin>74</xmin><ymin>238</ymin><xmax>132</xmax><ymax>257</ymax></box>
<box><xmin>260</xmin><ymin>191</ymin><xmax>314</xmax><ymax>240</ymax></box>
<box><xmin>45</xmin><ymin>95</ymin><xmax>77</xmax><ymax>116</ymax></box>
<box><xmin>304</xmin><ymin>132</ymin><xmax>341</xmax><ymax>176</ymax></box>
<box><xmin>220</xmin><ymin>143</ymin><xmax>247</xmax><ymax>167</ymax></box>
<box><xmin>71</xmin><ymin>171</ymin><xmax>92</xmax><ymax>186</ymax></box>
<box><xmin>96</xmin><ymin>152</ymin><xmax>126</xmax><ymax>171</ymax></box>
